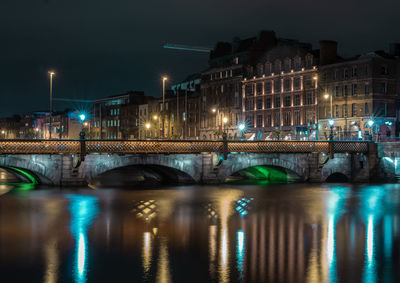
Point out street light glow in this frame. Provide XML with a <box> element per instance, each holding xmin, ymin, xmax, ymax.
<box><xmin>368</xmin><ymin>120</ymin><xmax>374</xmax><ymax>127</ymax></box>
<box><xmin>328</xmin><ymin>118</ymin><xmax>335</xmax><ymax>126</ymax></box>
<box><xmin>212</xmin><ymin>108</ymin><xmax>217</xmax><ymax>113</ymax></box>
<box><xmin>162</xmin><ymin>76</ymin><xmax>168</xmax><ymax>81</ymax></box>
<box><xmin>145</xmin><ymin>123</ymin><xmax>151</xmax><ymax>129</ymax></box>
<box><xmin>223</xmin><ymin>117</ymin><xmax>228</xmax><ymax>124</ymax></box>
<box><xmin>153</xmin><ymin>115</ymin><xmax>158</xmax><ymax>120</ymax></box>
<box><xmin>238</xmin><ymin>123</ymin><xmax>245</xmax><ymax>131</ymax></box>
<box><xmin>79</xmin><ymin>114</ymin><xmax>86</xmax><ymax>121</ymax></box>
<box><xmin>324</xmin><ymin>93</ymin><xmax>330</xmax><ymax>99</ymax></box>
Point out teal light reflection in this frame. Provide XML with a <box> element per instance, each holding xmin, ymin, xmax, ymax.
<box><xmin>325</xmin><ymin>186</ymin><xmax>349</xmax><ymax>283</ymax></box>
<box><xmin>236</xmin><ymin>230</ymin><xmax>245</xmax><ymax>280</ymax></box>
<box><xmin>67</xmin><ymin>195</ymin><xmax>99</xmax><ymax>283</ymax></box>
<box><xmin>360</xmin><ymin>186</ymin><xmax>384</xmax><ymax>283</ymax></box>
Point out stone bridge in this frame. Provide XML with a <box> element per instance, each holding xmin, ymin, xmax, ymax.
<box><xmin>0</xmin><ymin>139</ymin><xmax>383</xmax><ymax>186</ymax></box>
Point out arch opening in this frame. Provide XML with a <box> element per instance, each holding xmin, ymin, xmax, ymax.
<box><xmin>90</xmin><ymin>164</ymin><xmax>195</xmax><ymax>188</ymax></box>
<box><xmin>0</xmin><ymin>166</ymin><xmax>40</xmax><ymax>185</ymax></box>
<box><xmin>325</xmin><ymin>172</ymin><xmax>349</xmax><ymax>183</ymax></box>
<box><xmin>226</xmin><ymin>165</ymin><xmax>302</xmax><ymax>184</ymax></box>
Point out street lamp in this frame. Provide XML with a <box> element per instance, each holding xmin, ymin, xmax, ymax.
<box><xmin>324</xmin><ymin>93</ymin><xmax>333</xmax><ymax>118</ymax></box>
<box><xmin>328</xmin><ymin>118</ymin><xmax>335</xmax><ymax>141</ymax></box>
<box><xmin>48</xmin><ymin>71</ymin><xmax>55</xmax><ymax>139</ymax></box>
<box><xmin>162</xmin><ymin>76</ymin><xmax>168</xmax><ymax>138</ymax></box>
<box><xmin>223</xmin><ymin>117</ymin><xmax>228</xmax><ymax>134</ymax></box>
<box><xmin>145</xmin><ymin>122</ymin><xmax>151</xmax><ymax>139</ymax></box>
<box><xmin>238</xmin><ymin>122</ymin><xmax>245</xmax><ymax>140</ymax></box>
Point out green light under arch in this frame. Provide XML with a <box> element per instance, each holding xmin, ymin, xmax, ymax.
<box><xmin>4</xmin><ymin>166</ymin><xmax>39</xmax><ymax>184</ymax></box>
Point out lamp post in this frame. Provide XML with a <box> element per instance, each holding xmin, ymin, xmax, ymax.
<box><xmin>328</xmin><ymin>118</ymin><xmax>335</xmax><ymax>141</ymax></box>
<box><xmin>48</xmin><ymin>71</ymin><xmax>55</xmax><ymax>139</ymax></box>
<box><xmin>238</xmin><ymin>122</ymin><xmax>245</xmax><ymax>140</ymax></box>
<box><xmin>367</xmin><ymin>119</ymin><xmax>374</xmax><ymax>141</ymax></box>
<box><xmin>145</xmin><ymin>122</ymin><xmax>150</xmax><ymax>139</ymax></box>
<box><xmin>222</xmin><ymin>117</ymin><xmax>228</xmax><ymax>135</ymax></box>
<box><xmin>162</xmin><ymin>76</ymin><xmax>168</xmax><ymax>139</ymax></box>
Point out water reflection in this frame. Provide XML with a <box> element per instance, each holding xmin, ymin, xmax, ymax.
<box><xmin>1</xmin><ymin>185</ymin><xmax>400</xmax><ymax>282</ymax></box>
<box><xmin>67</xmin><ymin>195</ymin><xmax>99</xmax><ymax>283</ymax></box>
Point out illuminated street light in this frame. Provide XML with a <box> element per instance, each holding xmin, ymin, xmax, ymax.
<box><xmin>324</xmin><ymin>93</ymin><xmax>329</xmax><ymax>99</ymax></box>
<box><xmin>161</xmin><ymin>76</ymin><xmax>168</xmax><ymax>138</ymax></box>
<box><xmin>153</xmin><ymin>115</ymin><xmax>158</xmax><ymax>120</ymax></box>
<box><xmin>238</xmin><ymin>123</ymin><xmax>245</xmax><ymax>131</ymax></box>
<box><xmin>212</xmin><ymin>108</ymin><xmax>217</xmax><ymax>113</ymax></box>
<box><xmin>328</xmin><ymin>118</ymin><xmax>334</xmax><ymax>141</ymax></box>
<box><xmin>223</xmin><ymin>117</ymin><xmax>228</xmax><ymax>124</ymax></box>
<box><xmin>79</xmin><ymin>114</ymin><xmax>86</xmax><ymax>122</ymax></box>
<box><xmin>367</xmin><ymin>120</ymin><xmax>374</xmax><ymax>127</ymax></box>
<box><xmin>48</xmin><ymin>71</ymin><xmax>55</xmax><ymax>139</ymax></box>
<box><xmin>145</xmin><ymin>123</ymin><xmax>151</xmax><ymax>129</ymax></box>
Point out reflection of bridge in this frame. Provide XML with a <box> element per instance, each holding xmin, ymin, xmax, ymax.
<box><xmin>0</xmin><ymin>139</ymin><xmax>388</xmax><ymax>186</ymax></box>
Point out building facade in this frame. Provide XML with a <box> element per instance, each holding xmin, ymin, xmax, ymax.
<box><xmin>318</xmin><ymin>47</ymin><xmax>400</xmax><ymax>140</ymax></box>
<box><xmin>242</xmin><ymin>40</ymin><xmax>319</xmax><ymax>140</ymax></box>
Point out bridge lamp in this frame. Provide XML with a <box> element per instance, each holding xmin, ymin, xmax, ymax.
<box><xmin>238</xmin><ymin>123</ymin><xmax>245</xmax><ymax>131</ymax></box>
<box><xmin>367</xmin><ymin>120</ymin><xmax>374</xmax><ymax>127</ymax></box>
<box><xmin>79</xmin><ymin>114</ymin><xmax>86</xmax><ymax>122</ymax></box>
<box><xmin>328</xmin><ymin>118</ymin><xmax>334</xmax><ymax>141</ymax></box>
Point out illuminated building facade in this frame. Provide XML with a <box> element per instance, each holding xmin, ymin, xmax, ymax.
<box><xmin>92</xmin><ymin>91</ymin><xmax>151</xmax><ymax>139</ymax></box>
<box><xmin>242</xmin><ymin>40</ymin><xmax>319</xmax><ymax>139</ymax></box>
<box><xmin>318</xmin><ymin>45</ymin><xmax>400</xmax><ymax>140</ymax></box>
<box><xmin>200</xmin><ymin>31</ymin><xmax>279</xmax><ymax>140</ymax></box>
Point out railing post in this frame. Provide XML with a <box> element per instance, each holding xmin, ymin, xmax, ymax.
<box><xmin>222</xmin><ymin>132</ymin><xmax>228</xmax><ymax>160</ymax></box>
<box><xmin>79</xmin><ymin>129</ymin><xmax>86</xmax><ymax>162</ymax></box>
<box><xmin>329</xmin><ymin>141</ymin><xmax>334</xmax><ymax>159</ymax></box>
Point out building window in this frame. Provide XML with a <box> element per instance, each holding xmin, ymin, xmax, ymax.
<box><xmin>365</xmin><ymin>84</ymin><xmax>369</xmax><ymax>95</ymax></box>
<box><xmin>246</xmin><ymin>98</ymin><xmax>254</xmax><ymax>111</ymax></box>
<box><xmin>245</xmin><ymin>85</ymin><xmax>254</xmax><ymax>96</ymax></box>
<box><xmin>343</xmin><ymin>85</ymin><xmax>348</xmax><ymax>96</ymax></box>
<box><xmin>294</xmin><ymin>77</ymin><xmax>300</xmax><ymax>89</ymax></box>
<box><xmin>334</xmin><ymin>86</ymin><xmax>340</xmax><ymax>97</ymax></box>
<box><xmin>343</xmin><ymin>68</ymin><xmax>348</xmax><ymax>79</ymax></box>
<box><xmin>334</xmin><ymin>70</ymin><xmax>338</xmax><ymax>80</ymax></box>
<box><xmin>352</xmin><ymin>67</ymin><xmax>357</xmax><ymax>77</ymax></box>
<box><xmin>274</xmin><ymin>96</ymin><xmax>281</xmax><ymax>108</ymax></box>
<box><xmin>365</xmin><ymin>103</ymin><xmax>369</xmax><ymax>115</ymax></box>
<box><xmin>274</xmin><ymin>80</ymin><xmax>281</xmax><ymax>93</ymax></box>
<box><xmin>294</xmin><ymin>110</ymin><xmax>300</xmax><ymax>125</ymax></box>
<box><xmin>265</xmin><ymin>62</ymin><xmax>272</xmax><ymax>75</ymax></box>
<box><xmin>284</xmin><ymin>96</ymin><xmax>291</xmax><ymax>107</ymax></box>
<box><xmin>294</xmin><ymin>57</ymin><xmax>301</xmax><ymax>70</ymax></box>
<box><xmin>305</xmin><ymin>93</ymin><xmax>314</xmax><ymax>105</ymax></box>
<box><xmin>274</xmin><ymin>112</ymin><xmax>280</xmax><ymax>126</ymax></box>
<box><xmin>264</xmin><ymin>81</ymin><xmax>272</xmax><ymax>93</ymax></box>
<box><xmin>305</xmin><ymin>55</ymin><xmax>313</xmax><ymax>68</ymax></box>
<box><xmin>284</xmin><ymin>79</ymin><xmax>291</xmax><ymax>91</ymax></box>
<box><xmin>265</xmin><ymin>97</ymin><xmax>271</xmax><ymax>108</ymax></box>
<box><xmin>256</xmin><ymin>83</ymin><xmax>263</xmax><ymax>95</ymax></box>
<box><xmin>247</xmin><ymin>115</ymin><xmax>254</xmax><ymax>127</ymax></box>
<box><xmin>274</xmin><ymin>60</ymin><xmax>281</xmax><ymax>73</ymax></box>
<box><xmin>335</xmin><ymin>105</ymin><xmax>339</xmax><ymax>118</ymax></box>
<box><xmin>383</xmin><ymin>103</ymin><xmax>387</xmax><ymax>116</ymax></box>
<box><xmin>381</xmin><ymin>82</ymin><xmax>388</xmax><ymax>94</ymax></box>
<box><xmin>294</xmin><ymin>94</ymin><xmax>300</xmax><ymax>106</ymax></box>
<box><xmin>343</xmin><ymin>104</ymin><xmax>348</xmax><ymax>117</ymax></box>
<box><xmin>257</xmin><ymin>64</ymin><xmax>263</xmax><ymax>76</ymax></box>
<box><xmin>352</xmin><ymin>84</ymin><xmax>357</xmax><ymax>96</ymax></box>
<box><xmin>284</xmin><ymin>58</ymin><xmax>291</xmax><ymax>72</ymax></box>
<box><xmin>256</xmin><ymin>115</ymin><xmax>263</xmax><ymax>127</ymax></box>
<box><xmin>381</xmin><ymin>66</ymin><xmax>388</xmax><ymax>75</ymax></box>
<box><xmin>284</xmin><ymin>112</ymin><xmax>291</xmax><ymax>126</ymax></box>
<box><xmin>351</xmin><ymin>103</ymin><xmax>357</xmax><ymax>117</ymax></box>
<box><xmin>265</xmin><ymin>114</ymin><xmax>272</xmax><ymax>127</ymax></box>
<box><xmin>257</xmin><ymin>98</ymin><xmax>263</xmax><ymax>110</ymax></box>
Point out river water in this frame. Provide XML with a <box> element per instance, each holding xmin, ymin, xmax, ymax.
<box><xmin>0</xmin><ymin>183</ymin><xmax>400</xmax><ymax>283</ymax></box>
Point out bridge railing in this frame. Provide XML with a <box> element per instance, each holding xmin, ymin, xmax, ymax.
<box><xmin>0</xmin><ymin>139</ymin><xmax>370</xmax><ymax>154</ymax></box>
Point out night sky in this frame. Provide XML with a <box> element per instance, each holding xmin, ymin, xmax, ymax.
<box><xmin>1</xmin><ymin>0</ymin><xmax>400</xmax><ymax>116</ymax></box>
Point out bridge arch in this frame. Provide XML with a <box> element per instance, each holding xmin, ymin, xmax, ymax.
<box><xmin>217</xmin><ymin>153</ymin><xmax>310</xmax><ymax>182</ymax></box>
<box><xmin>83</xmin><ymin>153</ymin><xmax>203</xmax><ymax>184</ymax></box>
<box><xmin>0</xmin><ymin>155</ymin><xmax>60</xmax><ymax>185</ymax></box>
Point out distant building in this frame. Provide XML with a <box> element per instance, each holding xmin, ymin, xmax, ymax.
<box><xmin>242</xmin><ymin>38</ymin><xmax>319</xmax><ymax>140</ymax></box>
<box><xmin>318</xmin><ymin>44</ymin><xmax>400</xmax><ymax>140</ymax></box>
<box><xmin>92</xmin><ymin>91</ymin><xmax>152</xmax><ymax>139</ymax></box>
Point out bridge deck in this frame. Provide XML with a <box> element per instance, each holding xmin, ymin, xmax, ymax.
<box><xmin>0</xmin><ymin>140</ymin><xmax>370</xmax><ymax>154</ymax></box>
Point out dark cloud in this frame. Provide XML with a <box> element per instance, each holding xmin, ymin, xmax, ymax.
<box><xmin>1</xmin><ymin>0</ymin><xmax>400</xmax><ymax>115</ymax></box>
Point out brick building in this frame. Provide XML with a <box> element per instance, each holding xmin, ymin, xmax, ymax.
<box><xmin>318</xmin><ymin>44</ymin><xmax>400</xmax><ymax>140</ymax></box>
<box><xmin>200</xmin><ymin>31</ymin><xmax>279</xmax><ymax>140</ymax></box>
<box><xmin>242</xmin><ymin>39</ymin><xmax>319</xmax><ymax>140</ymax></box>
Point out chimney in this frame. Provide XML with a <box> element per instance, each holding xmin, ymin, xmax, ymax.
<box><xmin>319</xmin><ymin>40</ymin><xmax>338</xmax><ymax>65</ymax></box>
<box><xmin>389</xmin><ymin>43</ymin><xmax>400</xmax><ymax>57</ymax></box>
